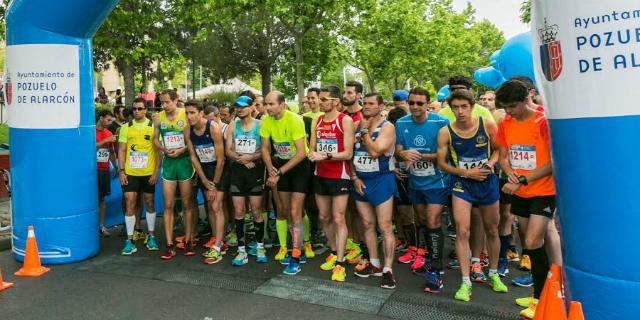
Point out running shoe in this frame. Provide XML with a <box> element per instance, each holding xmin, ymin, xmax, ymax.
<box><xmin>203</xmin><ymin>248</ymin><xmax>222</xmax><ymax>264</ymax></box>
<box><xmin>512</xmin><ymin>273</ymin><xmax>533</xmax><ymax>287</ymax></box>
<box><xmin>507</xmin><ymin>248</ymin><xmax>520</xmax><ymax>262</ymax></box>
<box><xmin>321</xmin><ymin>253</ymin><xmax>338</xmax><ymax>271</ymax></box>
<box><xmin>410</xmin><ymin>255</ymin><xmax>426</xmax><ymax>271</ymax></box>
<box><xmin>448</xmin><ymin>249</ymin><xmax>457</xmax><ymax>260</ymax></box>
<box><xmin>515</xmin><ymin>296</ymin><xmax>538</xmax><ymax>308</ymax></box>
<box><xmin>280</xmin><ymin>255</ymin><xmax>291</xmax><ymax>265</ymax></box>
<box><xmin>132</xmin><ymin>230</ymin><xmax>145</xmax><ymax>241</ymax></box>
<box><xmin>175</xmin><ymin>235</ymin><xmax>186</xmax><ymax>243</ymax></box>
<box><xmin>497</xmin><ymin>258</ymin><xmax>509</xmax><ymax>277</ymax></box>
<box><xmin>480</xmin><ymin>251</ymin><xmax>489</xmax><ymax>267</ymax></box>
<box><xmin>283</xmin><ymin>259</ymin><xmax>301</xmax><ymax>275</ymax></box>
<box><xmin>299</xmin><ymin>254</ymin><xmax>307</xmax><ymax>264</ymax></box>
<box><xmin>203</xmin><ymin>236</ymin><xmax>216</xmax><ymax>249</ymax></box>
<box><xmin>470</xmin><ymin>262</ymin><xmax>487</xmax><ymax>282</ymax></box>
<box><xmin>184</xmin><ymin>241</ymin><xmax>196</xmax><ymax>256</ymax></box>
<box><xmin>274</xmin><ymin>247</ymin><xmax>288</xmax><ymax>261</ymax></box>
<box><xmin>225</xmin><ymin>232</ymin><xmax>238</xmax><ymax>246</ymax></box>
<box><xmin>397</xmin><ymin>246</ymin><xmax>416</xmax><ymax>264</ymax></box>
<box><xmin>146</xmin><ymin>235</ymin><xmax>159</xmax><ymax>251</ymax></box>
<box><xmin>221</xmin><ymin>243</ymin><xmax>229</xmax><ymax>255</ymax></box>
<box><xmin>331</xmin><ymin>265</ymin><xmax>346</xmax><ymax>282</ymax></box>
<box><xmin>100</xmin><ymin>226</ymin><xmax>111</xmax><ymax>237</ymax></box>
<box><xmin>345</xmin><ymin>246</ymin><xmax>362</xmax><ymax>264</ymax></box>
<box><xmin>304</xmin><ymin>242</ymin><xmax>315</xmax><ymax>259</ymax></box>
<box><xmin>232</xmin><ymin>251</ymin><xmax>248</xmax><ymax>266</ymax></box>
<box><xmin>248</xmin><ymin>246</ymin><xmax>257</xmax><ymax>256</ymax></box>
<box><xmin>160</xmin><ymin>245</ymin><xmax>176</xmax><ymax>260</ymax></box>
<box><xmin>395</xmin><ymin>239</ymin><xmax>407</xmax><ymax>252</ymax></box>
<box><xmin>520</xmin><ymin>302</ymin><xmax>537</xmax><ymax>319</ymax></box>
<box><xmin>121</xmin><ymin>240</ymin><xmax>137</xmax><ymax>255</ymax></box>
<box><xmin>380</xmin><ymin>271</ymin><xmax>396</xmax><ymax>289</ymax></box>
<box><xmin>519</xmin><ymin>254</ymin><xmax>531</xmax><ymax>271</ymax></box>
<box><xmin>354</xmin><ymin>259</ymin><xmax>369</xmax><ymax>273</ymax></box>
<box><xmin>423</xmin><ymin>271</ymin><xmax>443</xmax><ymax>294</ymax></box>
<box><xmin>176</xmin><ymin>242</ymin><xmax>185</xmax><ymax>249</ymax></box>
<box><xmin>454</xmin><ymin>283</ymin><xmax>472</xmax><ymax>302</ymax></box>
<box><xmin>354</xmin><ymin>262</ymin><xmax>382</xmax><ymax>278</ymax></box>
<box><xmin>488</xmin><ymin>274</ymin><xmax>509</xmax><ymax>293</ymax></box>
<box><xmin>256</xmin><ymin>248</ymin><xmax>268</xmax><ymax>263</ymax></box>
<box><xmin>447</xmin><ymin>260</ymin><xmax>460</xmax><ymax>269</ymax></box>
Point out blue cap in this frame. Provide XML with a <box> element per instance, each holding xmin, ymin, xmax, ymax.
<box><xmin>392</xmin><ymin>90</ymin><xmax>409</xmax><ymax>101</ymax></box>
<box><xmin>234</xmin><ymin>95</ymin><xmax>253</xmax><ymax>108</ymax></box>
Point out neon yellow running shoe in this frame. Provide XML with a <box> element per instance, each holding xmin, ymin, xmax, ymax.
<box><xmin>345</xmin><ymin>245</ymin><xmax>362</xmax><ymax>264</ymax></box>
<box><xmin>321</xmin><ymin>253</ymin><xmax>337</xmax><ymax>271</ymax></box>
<box><xmin>515</xmin><ymin>296</ymin><xmax>538</xmax><ymax>308</ymax></box>
<box><xmin>331</xmin><ymin>264</ymin><xmax>346</xmax><ymax>282</ymax></box>
<box><xmin>520</xmin><ymin>302</ymin><xmax>537</xmax><ymax>319</ymax></box>
<box><xmin>304</xmin><ymin>242</ymin><xmax>315</xmax><ymax>259</ymax></box>
<box><xmin>454</xmin><ymin>283</ymin><xmax>472</xmax><ymax>302</ymax></box>
<box><xmin>519</xmin><ymin>254</ymin><xmax>531</xmax><ymax>271</ymax></box>
<box><xmin>274</xmin><ymin>247</ymin><xmax>288</xmax><ymax>261</ymax></box>
<box><xmin>489</xmin><ymin>274</ymin><xmax>508</xmax><ymax>293</ymax></box>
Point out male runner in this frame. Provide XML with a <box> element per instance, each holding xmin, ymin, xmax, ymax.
<box><xmin>342</xmin><ymin>80</ymin><xmax>365</xmax><ymax>264</ymax></box>
<box><xmin>392</xmin><ymin>90</ymin><xmax>409</xmax><ymax>113</ymax></box>
<box><xmin>395</xmin><ymin>87</ymin><xmax>451</xmax><ymax>293</ymax></box>
<box><xmin>495</xmin><ymin>80</ymin><xmax>561</xmax><ymax>319</ymax></box>
<box><xmin>260</xmin><ymin>91</ymin><xmax>310</xmax><ymax>275</ymax></box>
<box><xmin>154</xmin><ymin>89</ymin><xmax>195</xmax><ymax>259</ymax></box>
<box><xmin>350</xmin><ymin>93</ymin><xmax>397</xmax><ymax>289</ymax></box>
<box><xmin>184</xmin><ymin>101</ymin><xmax>226</xmax><ymax>264</ymax></box>
<box><xmin>96</xmin><ymin>110</ymin><xmax>117</xmax><ymax>237</ymax></box>
<box><xmin>118</xmin><ymin>98</ymin><xmax>161</xmax><ymax>254</ymax></box>
<box><xmin>226</xmin><ymin>95</ymin><xmax>269</xmax><ymax>266</ymax></box>
<box><xmin>308</xmin><ymin>85</ymin><xmax>354</xmax><ymax>282</ymax></box>
<box><xmin>436</xmin><ymin>89</ymin><xmax>508</xmax><ymax>301</ymax></box>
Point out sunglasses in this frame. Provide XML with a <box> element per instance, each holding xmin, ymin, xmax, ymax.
<box><xmin>319</xmin><ymin>97</ymin><xmax>338</xmax><ymax>102</ymax></box>
<box><xmin>132</xmin><ymin>107</ymin><xmax>147</xmax><ymax>111</ymax></box>
<box><xmin>408</xmin><ymin>100</ymin><xmax>427</xmax><ymax>106</ymax></box>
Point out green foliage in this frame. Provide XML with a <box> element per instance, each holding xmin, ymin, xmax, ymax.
<box><xmin>205</xmin><ymin>91</ymin><xmax>241</xmax><ymax>105</ymax></box>
<box><xmin>520</xmin><ymin>0</ymin><xmax>531</xmax><ymax>23</ymax></box>
<box><xmin>0</xmin><ymin>124</ymin><xmax>7</xmax><ymax>145</ymax></box>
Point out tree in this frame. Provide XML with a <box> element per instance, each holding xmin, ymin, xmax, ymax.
<box><xmin>93</xmin><ymin>0</ymin><xmax>177</xmax><ymax>105</ymax></box>
<box><xmin>520</xmin><ymin>0</ymin><xmax>531</xmax><ymax>23</ymax></box>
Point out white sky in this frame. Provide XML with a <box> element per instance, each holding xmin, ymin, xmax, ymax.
<box><xmin>452</xmin><ymin>0</ymin><xmax>530</xmax><ymax>39</ymax></box>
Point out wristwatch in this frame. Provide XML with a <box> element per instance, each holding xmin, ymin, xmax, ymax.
<box><xmin>518</xmin><ymin>175</ymin><xmax>529</xmax><ymax>186</ymax></box>
<box><xmin>275</xmin><ymin>168</ymin><xmax>282</xmax><ymax>177</ymax></box>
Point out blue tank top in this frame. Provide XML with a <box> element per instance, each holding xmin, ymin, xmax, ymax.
<box><xmin>354</xmin><ymin>120</ymin><xmax>394</xmax><ymax>179</ymax></box>
<box><xmin>233</xmin><ymin>118</ymin><xmax>261</xmax><ymax>155</ymax></box>
<box><xmin>189</xmin><ymin>120</ymin><xmax>217</xmax><ymax>169</ymax></box>
<box><xmin>447</xmin><ymin>117</ymin><xmax>491</xmax><ymax>171</ymax></box>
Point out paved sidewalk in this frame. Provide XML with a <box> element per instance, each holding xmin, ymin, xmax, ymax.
<box><xmin>0</xmin><ymin>223</ymin><xmax>529</xmax><ymax>320</ymax></box>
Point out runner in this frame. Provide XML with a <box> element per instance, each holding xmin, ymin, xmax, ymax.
<box><xmin>436</xmin><ymin>89</ymin><xmax>508</xmax><ymax>302</ymax></box>
<box><xmin>184</xmin><ymin>101</ymin><xmax>226</xmax><ymax>264</ymax></box>
<box><xmin>154</xmin><ymin>89</ymin><xmax>196</xmax><ymax>260</ymax></box>
<box><xmin>394</xmin><ymin>87</ymin><xmax>451</xmax><ymax>293</ymax></box>
<box><xmin>226</xmin><ymin>95</ymin><xmax>269</xmax><ymax>266</ymax></box>
<box><xmin>117</xmin><ymin>98</ymin><xmax>161</xmax><ymax>255</ymax></box>
<box><xmin>308</xmin><ymin>85</ymin><xmax>354</xmax><ymax>282</ymax></box>
<box><xmin>260</xmin><ymin>91</ymin><xmax>311</xmax><ymax>275</ymax></box>
<box><xmin>350</xmin><ymin>93</ymin><xmax>398</xmax><ymax>289</ymax></box>
<box><xmin>495</xmin><ymin>80</ymin><xmax>561</xmax><ymax>319</ymax></box>
<box><xmin>392</xmin><ymin>90</ymin><xmax>409</xmax><ymax>113</ymax></box>
<box><xmin>96</xmin><ymin>110</ymin><xmax>117</xmax><ymax>237</ymax></box>
<box><xmin>342</xmin><ymin>80</ymin><xmax>365</xmax><ymax>265</ymax></box>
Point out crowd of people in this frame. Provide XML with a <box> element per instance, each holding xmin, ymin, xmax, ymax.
<box><xmin>94</xmin><ymin>75</ymin><xmax>559</xmax><ymax>319</ymax></box>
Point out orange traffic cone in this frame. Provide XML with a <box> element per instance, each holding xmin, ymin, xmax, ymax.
<box><xmin>0</xmin><ymin>267</ymin><xmax>13</xmax><ymax>291</ymax></box>
<box><xmin>533</xmin><ymin>264</ymin><xmax>563</xmax><ymax>320</ymax></box>
<box><xmin>535</xmin><ymin>280</ymin><xmax>567</xmax><ymax>320</ymax></box>
<box><xmin>14</xmin><ymin>226</ymin><xmax>50</xmax><ymax>277</ymax></box>
<box><xmin>567</xmin><ymin>301</ymin><xmax>584</xmax><ymax>320</ymax></box>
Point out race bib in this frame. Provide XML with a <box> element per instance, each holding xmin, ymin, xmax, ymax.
<box><xmin>97</xmin><ymin>148</ymin><xmax>110</xmax><ymax>163</ymax></box>
<box><xmin>273</xmin><ymin>142</ymin><xmax>293</xmax><ymax>159</ymax></box>
<box><xmin>509</xmin><ymin>145</ymin><xmax>537</xmax><ymax>170</ymax></box>
<box><xmin>317</xmin><ymin>138</ymin><xmax>338</xmax><ymax>154</ymax></box>
<box><xmin>163</xmin><ymin>131</ymin><xmax>185</xmax><ymax>149</ymax></box>
<box><xmin>410</xmin><ymin>161</ymin><xmax>435</xmax><ymax>177</ymax></box>
<box><xmin>235</xmin><ymin>137</ymin><xmax>257</xmax><ymax>154</ymax></box>
<box><xmin>129</xmin><ymin>151</ymin><xmax>149</xmax><ymax>169</ymax></box>
<box><xmin>354</xmin><ymin>151</ymin><xmax>379</xmax><ymax>172</ymax></box>
<box><xmin>195</xmin><ymin>143</ymin><xmax>216</xmax><ymax>163</ymax></box>
<box><xmin>458</xmin><ymin>156</ymin><xmax>488</xmax><ymax>170</ymax></box>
